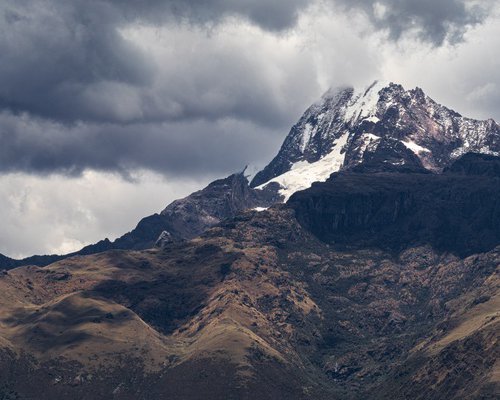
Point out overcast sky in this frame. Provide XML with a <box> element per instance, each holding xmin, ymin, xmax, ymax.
<box><xmin>1</xmin><ymin>0</ymin><xmax>499</xmax><ymax>258</ymax></box>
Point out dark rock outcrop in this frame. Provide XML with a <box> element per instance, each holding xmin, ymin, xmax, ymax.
<box><xmin>445</xmin><ymin>152</ymin><xmax>500</xmax><ymax>177</ymax></box>
<box><xmin>288</xmin><ymin>154</ymin><xmax>500</xmax><ymax>257</ymax></box>
<box><xmin>158</xmin><ymin>170</ymin><xmax>281</xmax><ymax>240</ymax></box>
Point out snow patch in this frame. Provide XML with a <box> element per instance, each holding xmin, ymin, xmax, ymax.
<box><xmin>365</xmin><ymin>116</ymin><xmax>380</xmax><ymax>123</ymax></box>
<box><xmin>344</xmin><ymin>80</ymin><xmax>389</xmax><ymax>124</ymax></box>
<box><xmin>300</xmin><ymin>123</ymin><xmax>313</xmax><ymax>153</ymax></box>
<box><xmin>401</xmin><ymin>140</ymin><xmax>431</xmax><ymax>154</ymax></box>
<box><xmin>257</xmin><ymin>132</ymin><xmax>350</xmax><ymax>202</ymax></box>
<box><xmin>363</xmin><ymin>133</ymin><xmax>381</xmax><ymax>141</ymax></box>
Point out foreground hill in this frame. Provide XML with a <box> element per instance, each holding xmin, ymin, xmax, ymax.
<box><xmin>0</xmin><ymin>154</ymin><xmax>498</xmax><ymax>399</ymax></box>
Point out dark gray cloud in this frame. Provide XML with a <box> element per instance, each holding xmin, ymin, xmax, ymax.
<box><xmin>0</xmin><ymin>0</ymin><xmax>309</xmax><ymax>124</ymax></box>
<box><xmin>0</xmin><ymin>111</ymin><xmax>283</xmax><ymax>178</ymax></box>
<box><xmin>0</xmin><ymin>0</ymin><xmax>491</xmax><ymax>124</ymax></box>
<box><xmin>0</xmin><ymin>0</ymin><xmax>306</xmax><ymax>122</ymax></box>
<box><xmin>334</xmin><ymin>0</ymin><xmax>492</xmax><ymax>45</ymax></box>
<box><xmin>100</xmin><ymin>0</ymin><xmax>309</xmax><ymax>31</ymax></box>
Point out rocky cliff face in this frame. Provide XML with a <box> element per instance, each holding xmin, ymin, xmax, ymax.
<box><xmin>104</xmin><ymin>171</ymin><xmax>280</xmax><ymax>248</ymax></box>
<box><xmin>251</xmin><ymin>81</ymin><xmax>500</xmax><ymax>198</ymax></box>
<box><xmin>445</xmin><ymin>152</ymin><xmax>500</xmax><ymax>177</ymax></box>
<box><xmin>158</xmin><ymin>170</ymin><xmax>281</xmax><ymax>240</ymax></box>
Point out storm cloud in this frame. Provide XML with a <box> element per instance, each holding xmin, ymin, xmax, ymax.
<box><xmin>0</xmin><ymin>0</ymin><xmax>493</xmax><ymax>124</ymax></box>
<box><xmin>0</xmin><ymin>110</ymin><xmax>283</xmax><ymax>177</ymax></box>
<box><xmin>0</xmin><ymin>0</ymin><xmax>310</xmax><ymax>123</ymax></box>
<box><xmin>335</xmin><ymin>0</ymin><xmax>493</xmax><ymax>45</ymax></box>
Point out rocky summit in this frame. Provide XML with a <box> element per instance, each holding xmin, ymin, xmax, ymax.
<box><xmin>0</xmin><ymin>82</ymin><xmax>499</xmax><ymax>400</ymax></box>
<box><xmin>252</xmin><ymin>80</ymin><xmax>499</xmax><ymax>198</ymax></box>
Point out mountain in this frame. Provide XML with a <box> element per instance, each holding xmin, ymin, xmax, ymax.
<box><xmin>1</xmin><ymin>80</ymin><xmax>500</xmax><ymax>398</ymax></box>
<box><xmin>78</xmin><ymin>171</ymin><xmax>280</xmax><ymax>250</ymax></box>
<box><xmin>251</xmin><ymin>81</ymin><xmax>500</xmax><ymax>199</ymax></box>
<box><xmin>2</xmin><ymin>81</ymin><xmax>499</xmax><ymax>269</ymax></box>
<box><xmin>0</xmin><ymin>154</ymin><xmax>498</xmax><ymax>399</ymax></box>
<box><xmin>0</xmin><ymin>172</ymin><xmax>280</xmax><ymax>269</ymax></box>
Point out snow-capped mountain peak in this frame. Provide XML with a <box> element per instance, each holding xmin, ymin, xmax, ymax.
<box><xmin>250</xmin><ymin>80</ymin><xmax>500</xmax><ymax>199</ymax></box>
